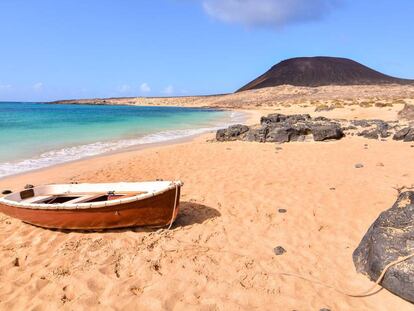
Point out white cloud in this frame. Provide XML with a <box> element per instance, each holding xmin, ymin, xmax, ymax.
<box><xmin>33</xmin><ymin>82</ymin><xmax>44</xmax><ymax>91</ymax></box>
<box><xmin>163</xmin><ymin>85</ymin><xmax>174</xmax><ymax>95</ymax></box>
<box><xmin>118</xmin><ymin>84</ymin><xmax>131</xmax><ymax>93</ymax></box>
<box><xmin>202</xmin><ymin>0</ymin><xmax>341</xmax><ymax>28</ymax></box>
<box><xmin>0</xmin><ymin>84</ymin><xmax>12</xmax><ymax>91</ymax></box>
<box><xmin>140</xmin><ymin>82</ymin><xmax>151</xmax><ymax>93</ymax></box>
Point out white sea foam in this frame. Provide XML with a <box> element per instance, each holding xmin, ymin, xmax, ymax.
<box><xmin>0</xmin><ymin>111</ymin><xmax>246</xmax><ymax>178</ymax></box>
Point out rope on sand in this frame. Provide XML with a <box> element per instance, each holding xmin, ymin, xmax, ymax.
<box><xmin>267</xmin><ymin>252</ymin><xmax>414</xmax><ymax>297</ymax></box>
<box><xmin>164</xmin><ymin>238</ymin><xmax>414</xmax><ymax>298</ymax></box>
<box><xmin>166</xmin><ymin>182</ymin><xmax>179</xmax><ymax>230</ymax></box>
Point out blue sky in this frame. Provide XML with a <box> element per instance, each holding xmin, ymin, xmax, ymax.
<box><xmin>0</xmin><ymin>0</ymin><xmax>413</xmax><ymax>101</ymax></box>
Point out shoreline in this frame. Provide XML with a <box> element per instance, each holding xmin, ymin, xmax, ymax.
<box><xmin>0</xmin><ymin>132</ymin><xmax>211</xmax><ymax>183</ymax></box>
<box><xmin>0</xmin><ymin>108</ymin><xmax>258</xmax><ymax>183</ymax></box>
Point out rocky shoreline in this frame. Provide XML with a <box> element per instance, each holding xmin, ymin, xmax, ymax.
<box><xmin>217</xmin><ymin>113</ymin><xmax>414</xmax><ymax>143</ymax></box>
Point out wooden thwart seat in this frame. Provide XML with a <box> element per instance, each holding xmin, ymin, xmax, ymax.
<box><xmin>22</xmin><ymin>192</ymin><xmax>147</xmax><ymax>205</ymax></box>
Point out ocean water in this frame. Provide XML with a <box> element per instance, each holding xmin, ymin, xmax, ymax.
<box><xmin>0</xmin><ymin>102</ymin><xmax>244</xmax><ymax>178</ymax></box>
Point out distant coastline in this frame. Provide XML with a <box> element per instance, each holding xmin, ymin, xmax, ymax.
<box><xmin>48</xmin><ymin>84</ymin><xmax>414</xmax><ymax>110</ymax></box>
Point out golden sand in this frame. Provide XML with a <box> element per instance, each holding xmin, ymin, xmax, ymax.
<box><xmin>1</xmin><ymin>94</ymin><xmax>414</xmax><ymax>310</ymax></box>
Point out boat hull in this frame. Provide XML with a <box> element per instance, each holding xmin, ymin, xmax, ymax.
<box><xmin>0</xmin><ymin>187</ymin><xmax>180</xmax><ymax>230</ymax></box>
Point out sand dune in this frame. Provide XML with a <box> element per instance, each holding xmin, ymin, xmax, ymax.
<box><xmin>1</xmin><ymin>104</ymin><xmax>414</xmax><ymax>310</ymax></box>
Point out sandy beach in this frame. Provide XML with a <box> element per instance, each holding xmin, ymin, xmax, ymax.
<box><xmin>1</xmin><ymin>101</ymin><xmax>414</xmax><ymax>310</ymax></box>
<box><xmin>2</xmin><ymin>0</ymin><xmax>414</xmax><ymax>308</ymax></box>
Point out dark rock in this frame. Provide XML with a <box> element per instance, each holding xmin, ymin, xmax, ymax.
<box><xmin>404</xmin><ymin>129</ymin><xmax>414</xmax><ymax>142</ymax></box>
<box><xmin>312</xmin><ymin>124</ymin><xmax>344</xmax><ymax>141</ymax></box>
<box><xmin>319</xmin><ymin>309</ymin><xmax>331</xmax><ymax>311</ymax></box>
<box><xmin>216</xmin><ymin>124</ymin><xmax>249</xmax><ymax>141</ymax></box>
<box><xmin>278</xmin><ymin>209</ymin><xmax>287</xmax><ymax>213</ymax></box>
<box><xmin>291</xmin><ymin>123</ymin><xmax>312</xmax><ymax>137</ymax></box>
<box><xmin>266</xmin><ymin>126</ymin><xmax>309</xmax><ymax>143</ymax></box>
<box><xmin>260</xmin><ymin>114</ymin><xmax>287</xmax><ymax>125</ymax></box>
<box><xmin>393</xmin><ymin>127</ymin><xmax>411</xmax><ymax>140</ymax></box>
<box><xmin>351</xmin><ymin>120</ymin><xmax>372</xmax><ymax>128</ymax></box>
<box><xmin>273</xmin><ymin>246</ymin><xmax>286</xmax><ymax>255</ymax></box>
<box><xmin>1</xmin><ymin>190</ymin><xmax>12</xmax><ymax>195</ymax></box>
<box><xmin>266</xmin><ymin>127</ymin><xmax>293</xmax><ymax>143</ymax></box>
<box><xmin>313</xmin><ymin>116</ymin><xmax>330</xmax><ymax>122</ymax></box>
<box><xmin>379</xmin><ymin>131</ymin><xmax>391</xmax><ymax>138</ymax></box>
<box><xmin>260</xmin><ymin>113</ymin><xmax>311</xmax><ymax>126</ymax></box>
<box><xmin>356</xmin><ymin>120</ymin><xmax>390</xmax><ymax>139</ymax></box>
<box><xmin>351</xmin><ymin>120</ymin><xmax>391</xmax><ymax>138</ymax></box>
<box><xmin>353</xmin><ymin>191</ymin><xmax>414</xmax><ymax>303</ymax></box>
<box><xmin>393</xmin><ymin>127</ymin><xmax>414</xmax><ymax>142</ymax></box>
<box><xmin>24</xmin><ymin>184</ymin><xmax>34</xmax><ymax>189</ymax></box>
<box><xmin>342</xmin><ymin>125</ymin><xmax>358</xmax><ymax>131</ymax></box>
<box><xmin>216</xmin><ymin>114</ymin><xmax>402</xmax><ymax>145</ymax></box>
<box><xmin>243</xmin><ymin>126</ymin><xmax>269</xmax><ymax>142</ymax></box>
<box><xmin>358</xmin><ymin>129</ymin><xmax>379</xmax><ymax>140</ymax></box>
<box><xmin>376</xmin><ymin>122</ymin><xmax>390</xmax><ymax>138</ymax></box>
<box><xmin>355</xmin><ymin>163</ymin><xmax>364</xmax><ymax>168</ymax></box>
<box><xmin>284</xmin><ymin>114</ymin><xmax>311</xmax><ymax>123</ymax></box>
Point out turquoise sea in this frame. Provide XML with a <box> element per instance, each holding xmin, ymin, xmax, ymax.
<box><xmin>0</xmin><ymin>102</ymin><xmax>243</xmax><ymax>178</ymax></box>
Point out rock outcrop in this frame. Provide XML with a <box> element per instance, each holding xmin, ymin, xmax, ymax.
<box><xmin>353</xmin><ymin>191</ymin><xmax>414</xmax><ymax>303</ymax></box>
<box><xmin>312</xmin><ymin>124</ymin><xmax>344</xmax><ymax>141</ymax></box>
<box><xmin>352</xmin><ymin>119</ymin><xmax>392</xmax><ymax>139</ymax></box>
<box><xmin>217</xmin><ymin>113</ymin><xmax>414</xmax><ymax>144</ymax></box>
<box><xmin>217</xmin><ymin>114</ymin><xmax>344</xmax><ymax>143</ymax></box>
<box><xmin>216</xmin><ymin>124</ymin><xmax>249</xmax><ymax>142</ymax></box>
<box><xmin>393</xmin><ymin>127</ymin><xmax>414</xmax><ymax>142</ymax></box>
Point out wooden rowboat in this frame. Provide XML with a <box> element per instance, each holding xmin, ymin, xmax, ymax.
<box><xmin>0</xmin><ymin>181</ymin><xmax>183</xmax><ymax>230</ymax></box>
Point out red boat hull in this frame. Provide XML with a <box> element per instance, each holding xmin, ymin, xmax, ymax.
<box><xmin>0</xmin><ymin>187</ymin><xmax>180</xmax><ymax>230</ymax></box>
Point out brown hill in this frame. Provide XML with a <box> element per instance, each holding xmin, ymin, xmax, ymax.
<box><xmin>237</xmin><ymin>56</ymin><xmax>413</xmax><ymax>92</ymax></box>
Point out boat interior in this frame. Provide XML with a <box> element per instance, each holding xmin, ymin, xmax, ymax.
<box><xmin>2</xmin><ymin>182</ymin><xmax>176</xmax><ymax>205</ymax></box>
<box><xmin>19</xmin><ymin>190</ymin><xmax>144</xmax><ymax>205</ymax></box>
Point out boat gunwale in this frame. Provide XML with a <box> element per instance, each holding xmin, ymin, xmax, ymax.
<box><xmin>0</xmin><ymin>181</ymin><xmax>183</xmax><ymax>210</ymax></box>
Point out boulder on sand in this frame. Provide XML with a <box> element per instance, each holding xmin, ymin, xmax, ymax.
<box><xmin>266</xmin><ymin>127</ymin><xmax>298</xmax><ymax>143</ymax></box>
<box><xmin>312</xmin><ymin>124</ymin><xmax>344</xmax><ymax>141</ymax></box>
<box><xmin>393</xmin><ymin>127</ymin><xmax>414</xmax><ymax>142</ymax></box>
<box><xmin>243</xmin><ymin>125</ymin><xmax>269</xmax><ymax>142</ymax></box>
<box><xmin>266</xmin><ymin>124</ymin><xmax>311</xmax><ymax>143</ymax></box>
<box><xmin>353</xmin><ymin>191</ymin><xmax>414</xmax><ymax>303</ymax></box>
<box><xmin>358</xmin><ymin>129</ymin><xmax>379</xmax><ymax>140</ymax></box>
<box><xmin>216</xmin><ymin>124</ymin><xmax>249</xmax><ymax>141</ymax></box>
